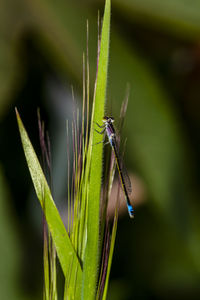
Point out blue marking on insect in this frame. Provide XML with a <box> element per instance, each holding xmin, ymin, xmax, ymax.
<box><xmin>127</xmin><ymin>203</ymin><xmax>134</xmax><ymax>218</ymax></box>
<box><xmin>109</xmin><ymin>136</ymin><xmax>114</xmax><ymax>147</ymax></box>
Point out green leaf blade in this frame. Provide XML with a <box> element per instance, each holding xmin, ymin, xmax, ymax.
<box><xmin>82</xmin><ymin>0</ymin><xmax>111</xmax><ymax>299</ymax></box>
<box><xmin>16</xmin><ymin>109</ymin><xmax>82</xmax><ymax>299</ymax></box>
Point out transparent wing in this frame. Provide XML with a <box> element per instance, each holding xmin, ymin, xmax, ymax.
<box><xmin>112</xmin><ymin>138</ymin><xmax>132</xmax><ymax>195</ymax></box>
<box><xmin>120</xmin><ymin>160</ymin><xmax>132</xmax><ymax>195</ymax></box>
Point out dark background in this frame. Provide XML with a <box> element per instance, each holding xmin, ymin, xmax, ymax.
<box><xmin>0</xmin><ymin>0</ymin><xmax>200</xmax><ymax>299</ymax></box>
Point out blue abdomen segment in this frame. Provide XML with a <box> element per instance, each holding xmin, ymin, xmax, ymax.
<box><xmin>127</xmin><ymin>203</ymin><xmax>134</xmax><ymax>218</ymax></box>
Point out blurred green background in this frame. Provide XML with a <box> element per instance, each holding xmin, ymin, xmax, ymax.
<box><xmin>1</xmin><ymin>0</ymin><xmax>200</xmax><ymax>299</ymax></box>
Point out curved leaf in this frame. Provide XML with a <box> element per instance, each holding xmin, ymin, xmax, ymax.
<box><xmin>16</xmin><ymin>109</ymin><xmax>82</xmax><ymax>298</ymax></box>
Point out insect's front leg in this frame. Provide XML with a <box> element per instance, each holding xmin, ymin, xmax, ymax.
<box><xmin>96</xmin><ymin>122</ymin><xmax>105</xmax><ymax>129</ymax></box>
<box><xmin>95</xmin><ymin>128</ymin><xmax>105</xmax><ymax>135</ymax></box>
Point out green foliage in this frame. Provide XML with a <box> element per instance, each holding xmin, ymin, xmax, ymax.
<box><xmin>82</xmin><ymin>0</ymin><xmax>111</xmax><ymax>299</ymax></box>
<box><xmin>16</xmin><ymin>1</ymin><xmax>112</xmax><ymax>299</ymax></box>
<box><xmin>16</xmin><ymin>109</ymin><xmax>83</xmax><ymax>298</ymax></box>
<box><xmin>1</xmin><ymin>0</ymin><xmax>200</xmax><ymax>298</ymax></box>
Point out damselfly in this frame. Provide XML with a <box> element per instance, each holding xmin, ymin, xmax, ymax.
<box><xmin>96</xmin><ymin>116</ymin><xmax>134</xmax><ymax>218</ymax></box>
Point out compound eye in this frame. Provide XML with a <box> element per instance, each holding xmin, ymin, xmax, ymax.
<box><xmin>103</xmin><ymin>116</ymin><xmax>109</xmax><ymax>122</ymax></box>
<box><xmin>110</xmin><ymin>117</ymin><xmax>114</xmax><ymax>122</ymax></box>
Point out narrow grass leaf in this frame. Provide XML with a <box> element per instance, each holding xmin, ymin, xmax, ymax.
<box><xmin>43</xmin><ymin>220</ymin><xmax>50</xmax><ymax>300</ymax></box>
<box><xmin>82</xmin><ymin>0</ymin><xmax>111</xmax><ymax>299</ymax></box>
<box><xmin>102</xmin><ymin>215</ymin><xmax>118</xmax><ymax>300</ymax></box>
<box><xmin>16</xmin><ymin>109</ymin><xmax>82</xmax><ymax>299</ymax></box>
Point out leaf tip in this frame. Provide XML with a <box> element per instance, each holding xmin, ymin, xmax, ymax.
<box><xmin>15</xmin><ymin>107</ymin><xmax>20</xmax><ymax>119</ymax></box>
<box><xmin>15</xmin><ymin>107</ymin><xmax>23</xmax><ymax>127</ymax></box>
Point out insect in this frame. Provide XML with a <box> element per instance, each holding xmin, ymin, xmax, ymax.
<box><xmin>96</xmin><ymin>116</ymin><xmax>134</xmax><ymax>218</ymax></box>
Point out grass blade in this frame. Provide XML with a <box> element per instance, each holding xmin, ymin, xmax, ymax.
<box><xmin>82</xmin><ymin>0</ymin><xmax>111</xmax><ymax>299</ymax></box>
<box><xmin>15</xmin><ymin>109</ymin><xmax>82</xmax><ymax>299</ymax></box>
<box><xmin>43</xmin><ymin>219</ymin><xmax>50</xmax><ymax>300</ymax></box>
<box><xmin>102</xmin><ymin>215</ymin><xmax>118</xmax><ymax>300</ymax></box>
